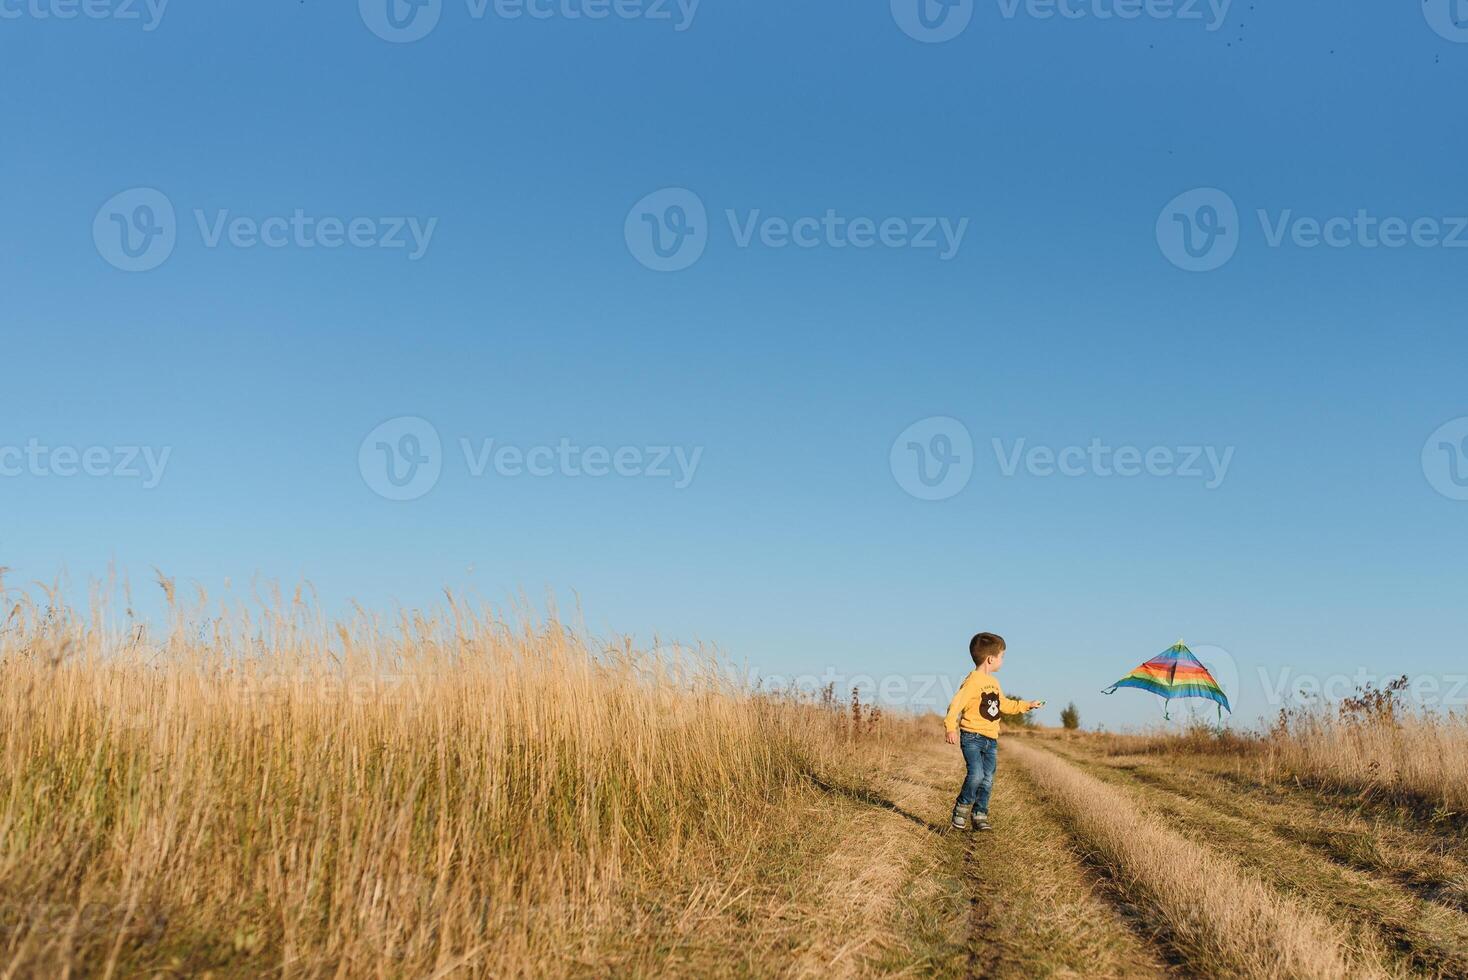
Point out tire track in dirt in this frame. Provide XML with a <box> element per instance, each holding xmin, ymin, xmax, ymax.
<box><xmin>866</xmin><ymin>745</ymin><xmax>1019</xmax><ymax>978</ymax></box>
<box><xmin>1002</xmin><ymin>761</ymin><xmax>1192</xmax><ymax>977</ymax></box>
<box><xmin>1202</xmin><ymin>767</ymin><xmax>1468</xmax><ymax>911</ymax></box>
<box><xmin>1042</xmin><ymin>740</ymin><xmax>1468</xmax><ymax>978</ymax></box>
<box><xmin>961</xmin><ymin>836</ymin><xmax>1018</xmax><ymax>980</ymax></box>
<box><xmin>1007</xmin><ymin>739</ymin><xmax>1390</xmax><ymax>979</ymax></box>
<box><xmin>1127</xmin><ymin>764</ymin><xmax>1468</xmax><ymax>913</ymax></box>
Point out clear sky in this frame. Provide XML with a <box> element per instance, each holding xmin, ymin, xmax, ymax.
<box><xmin>4</xmin><ymin>1</ymin><xmax>1467</xmax><ymax>729</ymax></box>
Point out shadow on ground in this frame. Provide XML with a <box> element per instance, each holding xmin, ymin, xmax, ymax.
<box><xmin>803</xmin><ymin>772</ymin><xmax>949</xmax><ymax>835</ymax></box>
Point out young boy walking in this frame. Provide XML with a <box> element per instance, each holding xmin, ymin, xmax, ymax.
<box><xmin>944</xmin><ymin>632</ymin><xmax>1041</xmax><ymax>831</ymax></box>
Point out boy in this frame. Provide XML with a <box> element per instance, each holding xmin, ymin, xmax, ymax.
<box><xmin>944</xmin><ymin>632</ymin><xmax>1041</xmax><ymax>831</ymax></box>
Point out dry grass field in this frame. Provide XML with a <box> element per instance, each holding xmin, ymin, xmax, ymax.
<box><xmin>2</xmin><ymin>582</ymin><xmax>1466</xmax><ymax>977</ymax></box>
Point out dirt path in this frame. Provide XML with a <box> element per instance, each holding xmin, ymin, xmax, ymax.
<box><xmin>1040</xmin><ymin>738</ymin><xmax>1468</xmax><ymax>978</ymax></box>
<box><xmin>1007</xmin><ymin>738</ymin><xmax>1401</xmax><ymax>978</ymax></box>
<box><xmin>775</xmin><ymin>733</ymin><xmax>1468</xmax><ymax>977</ymax></box>
<box><xmin>866</xmin><ymin>740</ymin><xmax>1173</xmax><ymax>978</ymax></box>
<box><xmin>1160</xmin><ymin>759</ymin><xmax>1468</xmax><ymax>912</ymax></box>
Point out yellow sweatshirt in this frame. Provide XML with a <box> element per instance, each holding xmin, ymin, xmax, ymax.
<box><xmin>944</xmin><ymin>670</ymin><xmax>1029</xmax><ymax>738</ymax></box>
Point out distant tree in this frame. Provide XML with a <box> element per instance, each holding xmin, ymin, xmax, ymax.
<box><xmin>1060</xmin><ymin>702</ymin><xmax>1081</xmax><ymax>731</ymax></box>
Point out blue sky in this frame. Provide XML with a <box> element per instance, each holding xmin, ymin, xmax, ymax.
<box><xmin>3</xmin><ymin>0</ymin><xmax>1467</xmax><ymax>729</ymax></box>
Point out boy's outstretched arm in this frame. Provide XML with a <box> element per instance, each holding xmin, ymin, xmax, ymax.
<box><xmin>999</xmin><ymin>695</ymin><xmax>1042</xmax><ymax>714</ymax></box>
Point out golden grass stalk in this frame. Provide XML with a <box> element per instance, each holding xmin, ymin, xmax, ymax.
<box><xmin>1006</xmin><ymin>740</ymin><xmax>1392</xmax><ymax>979</ymax></box>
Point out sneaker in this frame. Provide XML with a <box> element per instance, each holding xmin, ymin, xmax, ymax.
<box><xmin>951</xmin><ymin>803</ymin><xmax>973</xmax><ymax>830</ymax></box>
<box><xmin>973</xmin><ymin>812</ymin><xmax>992</xmax><ymax>831</ymax></box>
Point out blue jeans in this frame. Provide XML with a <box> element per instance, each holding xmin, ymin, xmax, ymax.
<box><xmin>957</xmin><ymin>732</ymin><xmax>998</xmax><ymax>812</ymax></box>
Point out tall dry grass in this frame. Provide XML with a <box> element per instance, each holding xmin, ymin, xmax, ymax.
<box><xmin>0</xmin><ymin>580</ymin><xmax>907</xmax><ymax>977</ymax></box>
<box><xmin>1065</xmin><ymin>693</ymin><xmax>1468</xmax><ymax>817</ymax></box>
<box><xmin>1006</xmin><ymin>740</ymin><xmax>1391</xmax><ymax>979</ymax></box>
<box><xmin>1269</xmin><ymin>711</ymin><xmax>1468</xmax><ymax>815</ymax></box>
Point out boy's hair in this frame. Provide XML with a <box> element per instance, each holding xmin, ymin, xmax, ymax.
<box><xmin>969</xmin><ymin>632</ymin><xmax>1007</xmax><ymax>667</ymax></box>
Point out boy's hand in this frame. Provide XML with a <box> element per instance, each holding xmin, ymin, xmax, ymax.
<box><xmin>1026</xmin><ymin>701</ymin><xmax>1044</xmax><ymax>711</ymax></box>
<box><xmin>945</xmin><ymin>730</ymin><xmax>958</xmax><ymax>745</ymax></box>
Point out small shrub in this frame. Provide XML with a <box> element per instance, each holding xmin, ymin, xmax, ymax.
<box><xmin>1339</xmin><ymin>674</ymin><xmax>1410</xmax><ymax>726</ymax></box>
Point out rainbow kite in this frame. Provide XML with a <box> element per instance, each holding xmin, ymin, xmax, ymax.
<box><xmin>1102</xmin><ymin>641</ymin><xmax>1231</xmax><ymax>719</ymax></box>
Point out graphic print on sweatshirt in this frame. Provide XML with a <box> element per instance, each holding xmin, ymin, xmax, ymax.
<box><xmin>979</xmin><ymin>691</ymin><xmax>1001</xmax><ymax>722</ymax></box>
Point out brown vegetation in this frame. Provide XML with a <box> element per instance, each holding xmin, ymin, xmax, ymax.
<box><xmin>0</xmin><ymin>584</ymin><xmax>916</xmax><ymax>977</ymax></box>
<box><xmin>3</xmin><ymin>581</ymin><xmax>1465</xmax><ymax>977</ymax></box>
